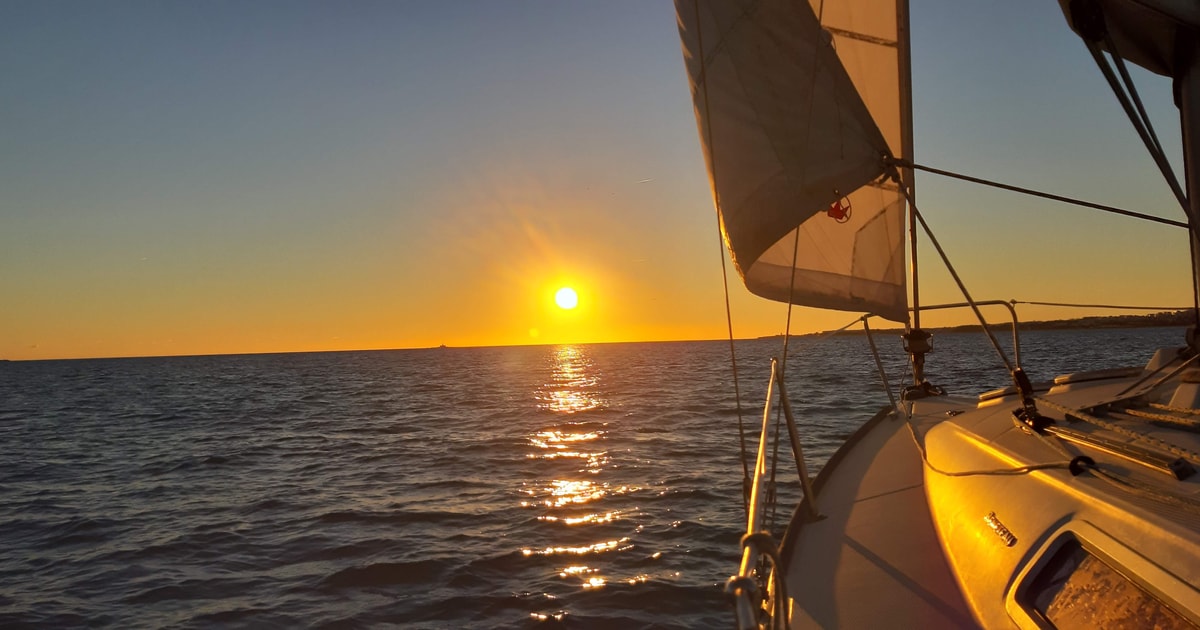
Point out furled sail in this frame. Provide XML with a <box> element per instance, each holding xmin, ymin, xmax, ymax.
<box><xmin>1058</xmin><ymin>0</ymin><xmax>1200</xmax><ymax>78</ymax></box>
<box><xmin>676</xmin><ymin>0</ymin><xmax>912</xmax><ymax>322</ymax></box>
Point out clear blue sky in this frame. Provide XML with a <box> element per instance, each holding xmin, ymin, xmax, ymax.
<box><xmin>0</xmin><ymin>0</ymin><xmax>1189</xmax><ymax>359</ymax></box>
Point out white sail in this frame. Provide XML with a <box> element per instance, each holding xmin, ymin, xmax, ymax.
<box><xmin>676</xmin><ymin>0</ymin><xmax>911</xmax><ymax>322</ymax></box>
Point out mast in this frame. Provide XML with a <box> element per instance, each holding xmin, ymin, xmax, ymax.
<box><xmin>897</xmin><ymin>0</ymin><xmax>931</xmax><ymax>384</ymax></box>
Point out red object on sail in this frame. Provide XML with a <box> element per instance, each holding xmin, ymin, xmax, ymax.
<box><xmin>828</xmin><ymin>198</ymin><xmax>852</xmax><ymax>223</ymax></box>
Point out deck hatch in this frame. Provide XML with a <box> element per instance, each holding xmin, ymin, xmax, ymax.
<box><xmin>1021</xmin><ymin>537</ymin><xmax>1194</xmax><ymax>629</ymax></box>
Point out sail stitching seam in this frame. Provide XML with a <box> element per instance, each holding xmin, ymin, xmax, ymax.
<box><xmin>824</xmin><ymin>26</ymin><xmax>896</xmax><ymax>48</ymax></box>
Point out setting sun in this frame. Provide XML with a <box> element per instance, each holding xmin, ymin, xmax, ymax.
<box><xmin>555</xmin><ymin>287</ymin><xmax>579</xmax><ymax>310</ymax></box>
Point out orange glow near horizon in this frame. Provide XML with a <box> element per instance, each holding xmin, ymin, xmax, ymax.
<box><xmin>4</xmin><ymin>2</ymin><xmax>1198</xmax><ymax>362</ymax></box>
<box><xmin>8</xmin><ymin>136</ymin><xmax>1191</xmax><ymax>360</ymax></box>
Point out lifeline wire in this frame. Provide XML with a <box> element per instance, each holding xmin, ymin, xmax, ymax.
<box><xmin>1012</xmin><ymin>300</ymin><xmax>1189</xmax><ymax>310</ymax></box>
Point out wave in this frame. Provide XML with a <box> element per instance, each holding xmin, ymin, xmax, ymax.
<box><xmin>15</xmin><ymin>337</ymin><xmax>1162</xmax><ymax>626</ymax></box>
<box><xmin>320</xmin><ymin>559</ymin><xmax>449</xmax><ymax>588</ymax></box>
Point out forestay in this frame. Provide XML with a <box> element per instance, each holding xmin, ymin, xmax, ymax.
<box><xmin>676</xmin><ymin>0</ymin><xmax>912</xmax><ymax>322</ymax></box>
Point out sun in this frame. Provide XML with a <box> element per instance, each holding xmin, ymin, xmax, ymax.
<box><xmin>554</xmin><ymin>287</ymin><xmax>579</xmax><ymax>310</ymax></box>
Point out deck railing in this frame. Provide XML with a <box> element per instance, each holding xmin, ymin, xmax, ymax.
<box><xmin>728</xmin><ymin>358</ymin><xmax>818</xmax><ymax>630</ymax></box>
<box><xmin>905</xmin><ymin>299</ymin><xmax>1025</xmax><ymax>368</ymax></box>
<box><xmin>728</xmin><ymin>301</ymin><xmax>1023</xmax><ymax>629</ymax></box>
<box><xmin>727</xmin><ymin>299</ymin><xmax>1185</xmax><ymax>628</ymax></box>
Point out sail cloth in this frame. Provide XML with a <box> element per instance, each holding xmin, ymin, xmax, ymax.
<box><xmin>676</xmin><ymin>0</ymin><xmax>911</xmax><ymax>322</ymax></box>
<box><xmin>1057</xmin><ymin>0</ymin><xmax>1200</xmax><ymax>78</ymax></box>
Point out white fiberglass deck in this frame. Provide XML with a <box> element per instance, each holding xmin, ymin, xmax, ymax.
<box><xmin>781</xmin><ymin>409</ymin><xmax>978</xmax><ymax>629</ymax></box>
<box><xmin>779</xmin><ymin>358</ymin><xmax>1200</xmax><ymax>629</ymax></box>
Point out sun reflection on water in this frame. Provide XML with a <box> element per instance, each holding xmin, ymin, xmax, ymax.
<box><xmin>519</xmin><ymin>481</ymin><xmax>637</xmax><ymax>508</ymax></box>
<box><xmin>530</xmin><ymin>430</ymin><xmax>602</xmax><ymax>447</ymax></box>
<box><xmin>526</xmin><ymin>450</ymin><xmax>611</xmax><ymax>473</ymax></box>
<box><xmin>527</xmin><ymin>427</ymin><xmax>610</xmax><ymax>473</ymax></box>
<box><xmin>546</xmin><ymin>479</ymin><xmax>605</xmax><ymax>507</ymax></box>
<box><xmin>535</xmin><ymin>346</ymin><xmax>604</xmax><ymax>414</ymax></box>
<box><xmin>522</xmin><ymin>346</ymin><xmax>661</xmax><ymax>597</ymax></box>
<box><xmin>552</xmin><ymin>565</ymin><xmax>651</xmax><ymax>591</ymax></box>
<box><xmin>521</xmin><ymin>537</ymin><xmax>632</xmax><ymax>557</ymax></box>
<box><xmin>537</xmin><ymin>509</ymin><xmax>628</xmax><ymax>526</ymax></box>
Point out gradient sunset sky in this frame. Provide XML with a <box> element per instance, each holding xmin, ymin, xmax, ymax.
<box><xmin>2</xmin><ymin>0</ymin><xmax>1190</xmax><ymax>360</ymax></box>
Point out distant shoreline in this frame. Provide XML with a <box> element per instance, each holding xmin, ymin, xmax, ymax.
<box><xmin>7</xmin><ymin>312</ymin><xmax>1193</xmax><ymax>361</ymax></box>
<box><xmin>801</xmin><ymin>309</ymin><xmax>1193</xmax><ymax>337</ymax></box>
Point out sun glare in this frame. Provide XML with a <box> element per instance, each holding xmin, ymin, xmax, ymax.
<box><xmin>555</xmin><ymin>287</ymin><xmax>579</xmax><ymax>310</ymax></box>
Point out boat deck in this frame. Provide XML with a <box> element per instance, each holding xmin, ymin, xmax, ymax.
<box><xmin>780</xmin><ymin>407</ymin><xmax>978</xmax><ymax>629</ymax></box>
<box><xmin>778</xmin><ymin>360</ymin><xmax>1200</xmax><ymax>628</ymax></box>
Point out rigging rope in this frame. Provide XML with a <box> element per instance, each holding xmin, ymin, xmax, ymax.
<box><xmin>1034</xmin><ymin>396</ymin><xmax>1200</xmax><ymax>463</ymax></box>
<box><xmin>691</xmin><ymin>0</ymin><xmax>752</xmax><ymax>512</ymax></box>
<box><xmin>900</xmin><ymin>187</ymin><xmax>1016</xmax><ymax>374</ymax></box>
<box><xmin>1080</xmin><ymin>31</ymin><xmax>1200</xmax><ymax>333</ymax></box>
<box><xmin>903</xmin><ymin>401</ymin><xmax>1200</xmax><ymax>516</ymax></box>
<box><xmin>1150</xmin><ymin>402</ymin><xmax>1200</xmax><ymax>416</ymax></box>
<box><xmin>1116</xmin><ymin>352</ymin><xmax>1199</xmax><ymax>398</ymax></box>
<box><xmin>1103</xmin><ymin>32</ymin><xmax>1169</xmax><ymax>172</ymax></box>
<box><xmin>888</xmin><ymin>159</ymin><xmax>1188</xmax><ymax>229</ymax></box>
<box><xmin>780</xmin><ymin>0</ymin><xmax>828</xmax><ymax>375</ymax></box>
<box><xmin>904</xmin><ymin>419</ymin><xmax>1074</xmax><ymax>477</ymax></box>
<box><xmin>862</xmin><ymin>317</ymin><xmax>902</xmax><ymax>417</ymax></box>
<box><xmin>1088</xmin><ymin>464</ymin><xmax>1200</xmax><ymax>514</ymax></box>
<box><xmin>1122</xmin><ymin>407</ymin><xmax>1200</xmax><ymax>430</ymax></box>
<box><xmin>1082</xmin><ymin>41</ymin><xmax>1190</xmax><ymax>217</ymax></box>
<box><xmin>769</xmin><ymin>0</ymin><xmax>829</xmax><ymax>536</ymax></box>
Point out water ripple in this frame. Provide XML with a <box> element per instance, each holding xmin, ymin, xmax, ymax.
<box><xmin>0</xmin><ymin>329</ymin><xmax>1181</xmax><ymax>627</ymax></box>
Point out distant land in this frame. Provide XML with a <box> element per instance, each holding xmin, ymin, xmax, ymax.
<box><xmin>803</xmin><ymin>309</ymin><xmax>1194</xmax><ymax>337</ymax></box>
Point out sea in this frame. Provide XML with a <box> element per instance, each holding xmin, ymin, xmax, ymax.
<box><xmin>0</xmin><ymin>326</ymin><xmax>1185</xmax><ymax>629</ymax></box>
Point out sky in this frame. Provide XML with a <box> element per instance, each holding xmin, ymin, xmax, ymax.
<box><xmin>1</xmin><ymin>0</ymin><xmax>1191</xmax><ymax>360</ymax></box>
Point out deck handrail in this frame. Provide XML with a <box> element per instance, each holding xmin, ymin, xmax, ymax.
<box><xmin>728</xmin><ymin>358</ymin><xmax>818</xmax><ymax>630</ymax></box>
<box><xmin>901</xmin><ymin>299</ymin><xmax>1025</xmax><ymax>368</ymax></box>
<box><xmin>907</xmin><ymin>298</ymin><xmax>1022</xmax><ymax>362</ymax></box>
<box><xmin>898</xmin><ymin>299</ymin><xmax>1188</xmax><ymax>369</ymax></box>
<box><xmin>728</xmin><ymin>359</ymin><xmax>777</xmax><ymax>629</ymax></box>
<box><xmin>727</xmin><ymin>299</ymin><xmax>1188</xmax><ymax>628</ymax></box>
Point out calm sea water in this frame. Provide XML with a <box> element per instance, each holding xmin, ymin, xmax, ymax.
<box><xmin>0</xmin><ymin>327</ymin><xmax>1185</xmax><ymax>628</ymax></box>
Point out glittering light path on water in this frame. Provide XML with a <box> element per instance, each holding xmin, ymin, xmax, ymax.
<box><xmin>15</xmin><ymin>331</ymin><xmax>1143</xmax><ymax>625</ymax></box>
<box><xmin>520</xmin><ymin>344</ymin><xmax>690</xmax><ymax>623</ymax></box>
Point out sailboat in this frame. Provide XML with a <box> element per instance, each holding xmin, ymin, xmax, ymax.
<box><xmin>675</xmin><ymin>0</ymin><xmax>1200</xmax><ymax>628</ymax></box>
